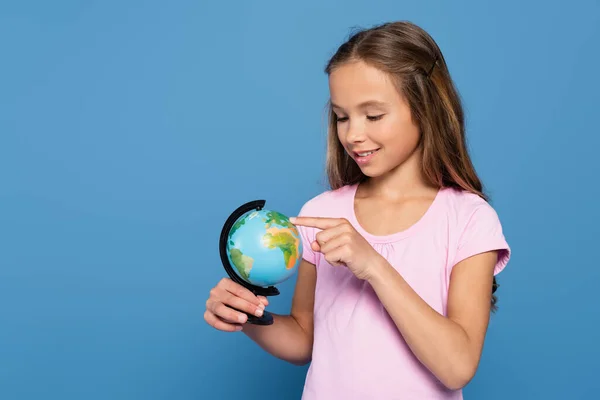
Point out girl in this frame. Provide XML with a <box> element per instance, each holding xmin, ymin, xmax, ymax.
<box><xmin>204</xmin><ymin>20</ymin><xmax>511</xmax><ymax>399</ymax></box>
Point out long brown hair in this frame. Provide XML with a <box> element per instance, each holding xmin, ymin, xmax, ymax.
<box><xmin>323</xmin><ymin>21</ymin><xmax>499</xmax><ymax>310</ymax></box>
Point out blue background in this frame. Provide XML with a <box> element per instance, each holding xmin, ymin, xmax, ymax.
<box><xmin>1</xmin><ymin>1</ymin><xmax>598</xmax><ymax>399</ymax></box>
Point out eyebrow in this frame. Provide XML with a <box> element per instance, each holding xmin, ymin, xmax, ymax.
<box><xmin>330</xmin><ymin>100</ymin><xmax>388</xmax><ymax>111</ymax></box>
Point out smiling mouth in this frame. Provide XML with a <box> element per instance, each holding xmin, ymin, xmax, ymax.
<box><xmin>352</xmin><ymin>148</ymin><xmax>380</xmax><ymax>164</ymax></box>
<box><xmin>354</xmin><ymin>149</ymin><xmax>380</xmax><ymax>157</ymax></box>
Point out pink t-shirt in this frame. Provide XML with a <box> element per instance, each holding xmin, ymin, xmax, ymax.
<box><xmin>295</xmin><ymin>183</ymin><xmax>511</xmax><ymax>400</ymax></box>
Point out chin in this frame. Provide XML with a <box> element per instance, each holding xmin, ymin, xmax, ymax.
<box><xmin>356</xmin><ymin>164</ymin><xmax>389</xmax><ymax>178</ymax></box>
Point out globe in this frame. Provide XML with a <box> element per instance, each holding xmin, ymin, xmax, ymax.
<box><xmin>225</xmin><ymin>208</ymin><xmax>303</xmax><ymax>287</ymax></box>
<box><xmin>218</xmin><ymin>199</ymin><xmax>302</xmax><ymax>325</ymax></box>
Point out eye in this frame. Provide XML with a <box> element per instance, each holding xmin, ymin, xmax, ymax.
<box><xmin>336</xmin><ymin>116</ymin><xmax>349</xmax><ymax>123</ymax></box>
<box><xmin>367</xmin><ymin>114</ymin><xmax>384</xmax><ymax>121</ymax></box>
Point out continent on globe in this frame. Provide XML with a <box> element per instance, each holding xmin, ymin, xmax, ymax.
<box><xmin>262</xmin><ymin>227</ymin><xmax>300</xmax><ymax>270</ymax></box>
<box><xmin>264</xmin><ymin>210</ymin><xmax>294</xmax><ymax>229</ymax></box>
<box><xmin>228</xmin><ymin>248</ymin><xmax>253</xmax><ymax>281</ymax></box>
<box><xmin>229</xmin><ymin>213</ymin><xmax>248</xmax><ymax>238</ymax></box>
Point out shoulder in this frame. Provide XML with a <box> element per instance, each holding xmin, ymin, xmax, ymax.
<box><xmin>297</xmin><ymin>184</ymin><xmax>355</xmax><ymax>217</ymax></box>
<box><xmin>441</xmin><ymin>187</ymin><xmax>510</xmax><ymax>273</ymax></box>
<box><xmin>441</xmin><ymin>187</ymin><xmax>502</xmax><ymax>229</ymax></box>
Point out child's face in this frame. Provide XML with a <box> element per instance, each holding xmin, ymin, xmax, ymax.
<box><xmin>329</xmin><ymin>60</ymin><xmax>421</xmax><ymax>178</ymax></box>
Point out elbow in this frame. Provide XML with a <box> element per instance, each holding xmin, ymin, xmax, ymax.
<box><xmin>289</xmin><ymin>342</ymin><xmax>312</xmax><ymax>366</ymax></box>
<box><xmin>288</xmin><ymin>344</ymin><xmax>312</xmax><ymax>366</ymax></box>
<box><xmin>440</xmin><ymin>362</ymin><xmax>477</xmax><ymax>391</ymax></box>
<box><xmin>290</xmin><ymin>356</ymin><xmax>312</xmax><ymax>367</ymax></box>
<box><xmin>442</xmin><ymin>376</ymin><xmax>471</xmax><ymax>391</ymax></box>
<box><xmin>276</xmin><ymin>350</ymin><xmax>311</xmax><ymax>366</ymax></box>
<box><xmin>286</xmin><ymin>336</ymin><xmax>312</xmax><ymax>367</ymax></box>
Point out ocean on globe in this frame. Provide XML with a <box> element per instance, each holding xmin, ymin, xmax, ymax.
<box><xmin>226</xmin><ymin>209</ymin><xmax>303</xmax><ymax>287</ymax></box>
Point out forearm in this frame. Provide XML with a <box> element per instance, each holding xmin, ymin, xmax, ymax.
<box><xmin>367</xmin><ymin>259</ymin><xmax>476</xmax><ymax>389</ymax></box>
<box><xmin>242</xmin><ymin>313</ymin><xmax>313</xmax><ymax>366</ymax></box>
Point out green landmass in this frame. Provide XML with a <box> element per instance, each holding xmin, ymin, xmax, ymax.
<box><xmin>229</xmin><ymin>215</ymin><xmax>248</xmax><ymax>238</ymax></box>
<box><xmin>263</xmin><ymin>230</ymin><xmax>298</xmax><ymax>270</ymax></box>
<box><xmin>229</xmin><ymin>248</ymin><xmax>253</xmax><ymax>281</ymax></box>
<box><xmin>263</xmin><ymin>211</ymin><xmax>293</xmax><ymax>229</ymax></box>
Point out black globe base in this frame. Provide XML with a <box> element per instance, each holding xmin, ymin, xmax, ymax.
<box><xmin>231</xmin><ymin>285</ymin><xmax>278</xmax><ymax>326</ymax></box>
<box><xmin>219</xmin><ymin>199</ymin><xmax>281</xmax><ymax>326</ymax></box>
<box><xmin>245</xmin><ymin>310</ymin><xmax>274</xmax><ymax>325</ymax></box>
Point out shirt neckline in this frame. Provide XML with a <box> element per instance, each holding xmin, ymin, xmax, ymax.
<box><xmin>346</xmin><ymin>183</ymin><xmax>446</xmax><ymax>243</ymax></box>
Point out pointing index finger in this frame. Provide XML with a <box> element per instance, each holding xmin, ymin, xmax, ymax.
<box><xmin>289</xmin><ymin>216</ymin><xmax>342</xmax><ymax>229</ymax></box>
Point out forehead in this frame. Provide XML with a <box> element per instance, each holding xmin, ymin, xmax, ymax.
<box><xmin>328</xmin><ymin>61</ymin><xmax>400</xmax><ymax>108</ymax></box>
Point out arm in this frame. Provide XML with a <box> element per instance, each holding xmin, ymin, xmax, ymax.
<box><xmin>367</xmin><ymin>251</ymin><xmax>498</xmax><ymax>390</ymax></box>
<box><xmin>242</xmin><ymin>258</ymin><xmax>316</xmax><ymax>366</ymax></box>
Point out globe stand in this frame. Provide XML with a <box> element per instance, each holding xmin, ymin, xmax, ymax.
<box><xmin>219</xmin><ymin>199</ymin><xmax>280</xmax><ymax>326</ymax></box>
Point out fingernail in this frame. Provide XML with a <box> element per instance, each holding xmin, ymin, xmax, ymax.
<box><xmin>255</xmin><ymin>308</ymin><xmax>263</xmax><ymax>317</ymax></box>
<box><xmin>258</xmin><ymin>302</ymin><xmax>265</xmax><ymax>310</ymax></box>
<box><xmin>238</xmin><ymin>314</ymin><xmax>247</xmax><ymax>323</ymax></box>
<box><xmin>236</xmin><ymin>326</ymin><xmax>243</xmax><ymax>331</ymax></box>
<box><xmin>289</xmin><ymin>217</ymin><xmax>296</xmax><ymax>223</ymax></box>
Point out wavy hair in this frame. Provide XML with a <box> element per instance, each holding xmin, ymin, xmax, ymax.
<box><xmin>324</xmin><ymin>21</ymin><xmax>499</xmax><ymax>310</ymax></box>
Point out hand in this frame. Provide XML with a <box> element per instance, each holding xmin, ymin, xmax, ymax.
<box><xmin>204</xmin><ymin>277</ymin><xmax>268</xmax><ymax>332</ymax></box>
<box><xmin>290</xmin><ymin>216</ymin><xmax>384</xmax><ymax>281</ymax></box>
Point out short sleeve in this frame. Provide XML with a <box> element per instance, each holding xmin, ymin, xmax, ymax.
<box><xmin>452</xmin><ymin>204</ymin><xmax>511</xmax><ymax>275</ymax></box>
<box><xmin>295</xmin><ymin>202</ymin><xmax>318</xmax><ymax>265</ymax></box>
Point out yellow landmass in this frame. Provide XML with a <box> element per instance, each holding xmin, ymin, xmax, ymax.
<box><xmin>262</xmin><ymin>227</ymin><xmax>299</xmax><ymax>270</ymax></box>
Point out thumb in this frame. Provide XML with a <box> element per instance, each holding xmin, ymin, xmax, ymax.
<box><xmin>311</xmin><ymin>240</ymin><xmax>321</xmax><ymax>252</ymax></box>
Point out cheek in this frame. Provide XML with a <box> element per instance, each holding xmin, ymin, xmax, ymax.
<box><xmin>378</xmin><ymin>118</ymin><xmax>420</xmax><ymax>151</ymax></box>
<box><xmin>375</xmin><ymin>121</ymin><xmax>420</xmax><ymax>148</ymax></box>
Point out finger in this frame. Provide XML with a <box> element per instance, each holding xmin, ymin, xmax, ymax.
<box><xmin>319</xmin><ymin>234</ymin><xmax>350</xmax><ymax>255</ymax></box>
<box><xmin>219</xmin><ymin>278</ymin><xmax>262</xmax><ymax>307</ymax></box>
<box><xmin>210</xmin><ymin>285</ymin><xmax>264</xmax><ymax>317</ymax></box>
<box><xmin>220</xmin><ymin>292</ymin><xmax>265</xmax><ymax>317</ymax></box>
<box><xmin>289</xmin><ymin>216</ymin><xmax>345</xmax><ymax>230</ymax></box>
<box><xmin>311</xmin><ymin>240</ymin><xmax>321</xmax><ymax>253</ymax></box>
<box><xmin>210</xmin><ymin>301</ymin><xmax>249</xmax><ymax>324</ymax></box>
<box><xmin>204</xmin><ymin>310</ymin><xmax>243</xmax><ymax>332</ymax></box>
<box><xmin>257</xmin><ymin>296</ymin><xmax>269</xmax><ymax>306</ymax></box>
<box><xmin>315</xmin><ymin>224</ymin><xmax>350</xmax><ymax>245</ymax></box>
<box><xmin>204</xmin><ymin>309</ymin><xmax>243</xmax><ymax>332</ymax></box>
<box><xmin>323</xmin><ymin>246</ymin><xmax>347</xmax><ymax>267</ymax></box>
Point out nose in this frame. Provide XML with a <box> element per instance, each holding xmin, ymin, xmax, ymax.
<box><xmin>345</xmin><ymin>119</ymin><xmax>366</xmax><ymax>144</ymax></box>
